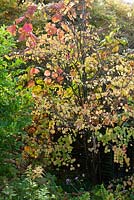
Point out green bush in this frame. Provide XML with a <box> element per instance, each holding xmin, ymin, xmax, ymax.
<box><xmin>0</xmin><ymin>25</ymin><xmax>33</xmax><ymax>184</ymax></box>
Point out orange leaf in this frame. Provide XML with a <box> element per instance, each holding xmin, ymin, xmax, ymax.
<box><xmin>24</xmin><ymin>146</ymin><xmax>31</xmax><ymax>152</ymax></box>
<box><xmin>52</xmin><ymin>13</ymin><xmax>62</xmax><ymax>23</ymax></box>
<box><xmin>57</xmin><ymin>29</ymin><xmax>64</xmax><ymax>42</ymax></box>
<box><xmin>57</xmin><ymin>76</ymin><xmax>64</xmax><ymax>83</ymax></box>
<box><xmin>30</xmin><ymin>68</ymin><xmax>40</xmax><ymax>76</ymax></box>
<box><xmin>44</xmin><ymin>77</ymin><xmax>52</xmax><ymax>85</ymax></box>
<box><xmin>52</xmin><ymin>72</ymin><xmax>58</xmax><ymax>79</ymax></box>
<box><xmin>45</xmin><ymin>23</ymin><xmax>57</xmax><ymax>35</ymax></box>
<box><xmin>7</xmin><ymin>25</ymin><xmax>16</xmax><ymax>36</ymax></box>
<box><xmin>27</xmin><ymin>80</ymin><xmax>35</xmax><ymax>88</ymax></box>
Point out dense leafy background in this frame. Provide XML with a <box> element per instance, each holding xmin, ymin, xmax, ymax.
<box><xmin>0</xmin><ymin>0</ymin><xmax>134</xmax><ymax>199</ymax></box>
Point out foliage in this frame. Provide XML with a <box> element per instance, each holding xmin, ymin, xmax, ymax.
<box><xmin>0</xmin><ymin>25</ymin><xmax>33</xmax><ymax>187</ymax></box>
<box><xmin>0</xmin><ymin>25</ymin><xmax>33</xmax><ymax>135</ymax></box>
<box><xmin>92</xmin><ymin>177</ymin><xmax>134</xmax><ymax>200</ymax></box>
<box><xmin>0</xmin><ymin>165</ymin><xmax>91</xmax><ymax>200</ymax></box>
<box><xmin>0</xmin><ymin>0</ymin><xmax>25</xmax><ymax>26</ymax></box>
<box><xmin>0</xmin><ymin>0</ymin><xmax>134</xmax><ymax>199</ymax></box>
<box><xmin>91</xmin><ymin>0</ymin><xmax>134</xmax><ymax>48</ymax></box>
<box><xmin>0</xmin><ymin>166</ymin><xmax>61</xmax><ymax>200</ymax></box>
<box><xmin>6</xmin><ymin>0</ymin><xmax>134</xmax><ymax>184</ymax></box>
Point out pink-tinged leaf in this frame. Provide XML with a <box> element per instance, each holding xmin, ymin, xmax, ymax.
<box><xmin>30</xmin><ymin>68</ymin><xmax>40</xmax><ymax>76</ymax></box>
<box><xmin>18</xmin><ymin>23</ymin><xmax>33</xmax><ymax>41</ymax></box>
<box><xmin>7</xmin><ymin>25</ymin><xmax>16</xmax><ymax>36</ymax></box>
<box><xmin>27</xmin><ymin>80</ymin><xmax>35</xmax><ymax>88</ymax></box>
<box><xmin>15</xmin><ymin>16</ymin><xmax>25</xmax><ymax>24</ymax></box>
<box><xmin>23</xmin><ymin>23</ymin><xmax>33</xmax><ymax>33</ymax></box>
<box><xmin>52</xmin><ymin>72</ymin><xmax>58</xmax><ymax>79</ymax></box>
<box><xmin>44</xmin><ymin>70</ymin><xmax>51</xmax><ymax>77</ymax></box>
<box><xmin>57</xmin><ymin>67</ymin><xmax>63</xmax><ymax>74</ymax></box>
<box><xmin>25</xmin><ymin>5</ymin><xmax>37</xmax><ymax>17</ymax></box>
<box><xmin>52</xmin><ymin>13</ymin><xmax>62</xmax><ymax>23</ymax></box>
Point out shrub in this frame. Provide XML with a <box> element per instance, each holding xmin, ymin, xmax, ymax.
<box><xmin>0</xmin><ymin>25</ymin><xmax>33</xmax><ymax>184</ymax></box>
<box><xmin>7</xmin><ymin>0</ymin><xmax>134</xmax><ymax>185</ymax></box>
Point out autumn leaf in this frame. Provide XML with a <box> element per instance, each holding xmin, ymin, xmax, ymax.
<box><xmin>70</xmin><ymin>69</ymin><xmax>77</xmax><ymax>78</ymax></box>
<box><xmin>52</xmin><ymin>72</ymin><xmax>58</xmax><ymax>79</ymax></box>
<box><xmin>44</xmin><ymin>77</ymin><xmax>52</xmax><ymax>85</ymax></box>
<box><xmin>52</xmin><ymin>13</ymin><xmax>62</xmax><ymax>23</ymax></box>
<box><xmin>27</xmin><ymin>80</ymin><xmax>35</xmax><ymax>88</ymax></box>
<box><xmin>112</xmin><ymin>45</ymin><xmax>119</xmax><ymax>53</ymax></box>
<box><xmin>18</xmin><ymin>23</ymin><xmax>33</xmax><ymax>41</ymax></box>
<box><xmin>7</xmin><ymin>25</ymin><xmax>16</xmax><ymax>36</ymax></box>
<box><xmin>45</xmin><ymin>23</ymin><xmax>57</xmax><ymax>35</ymax></box>
<box><xmin>57</xmin><ymin>67</ymin><xmax>63</xmax><ymax>74</ymax></box>
<box><xmin>24</xmin><ymin>146</ymin><xmax>32</xmax><ymax>153</ymax></box>
<box><xmin>23</xmin><ymin>23</ymin><xmax>33</xmax><ymax>33</ymax></box>
<box><xmin>15</xmin><ymin>16</ymin><xmax>25</xmax><ymax>24</ymax></box>
<box><xmin>30</xmin><ymin>68</ymin><xmax>40</xmax><ymax>76</ymax></box>
<box><xmin>129</xmin><ymin>61</ymin><xmax>134</xmax><ymax>66</ymax></box>
<box><xmin>57</xmin><ymin>76</ymin><xmax>64</xmax><ymax>83</ymax></box>
<box><xmin>57</xmin><ymin>29</ymin><xmax>64</xmax><ymax>42</ymax></box>
<box><xmin>25</xmin><ymin>5</ymin><xmax>37</xmax><ymax>18</ymax></box>
<box><xmin>44</xmin><ymin>70</ymin><xmax>51</xmax><ymax>77</ymax></box>
<box><xmin>18</xmin><ymin>29</ymin><xmax>27</xmax><ymax>41</ymax></box>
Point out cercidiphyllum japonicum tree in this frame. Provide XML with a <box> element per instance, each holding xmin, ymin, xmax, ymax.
<box><xmin>8</xmin><ymin>0</ymin><xmax>134</xmax><ymax>184</ymax></box>
<box><xmin>0</xmin><ymin>26</ymin><xmax>33</xmax><ymax>181</ymax></box>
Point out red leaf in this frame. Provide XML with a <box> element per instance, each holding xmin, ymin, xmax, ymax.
<box><xmin>18</xmin><ymin>23</ymin><xmax>33</xmax><ymax>41</ymax></box>
<box><xmin>23</xmin><ymin>23</ymin><xmax>33</xmax><ymax>33</ymax></box>
<box><xmin>30</xmin><ymin>68</ymin><xmax>40</xmax><ymax>76</ymax></box>
<box><xmin>7</xmin><ymin>25</ymin><xmax>16</xmax><ymax>36</ymax></box>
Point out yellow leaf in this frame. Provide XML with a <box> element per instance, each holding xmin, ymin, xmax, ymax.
<box><xmin>112</xmin><ymin>45</ymin><xmax>119</xmax><ymax>53</ymax></box>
